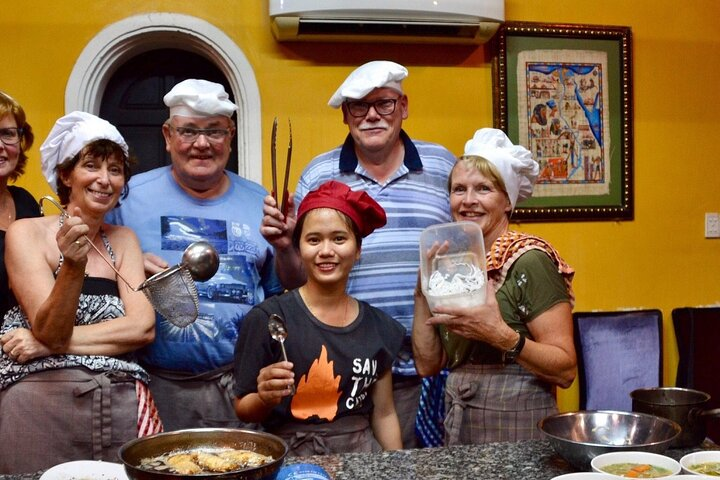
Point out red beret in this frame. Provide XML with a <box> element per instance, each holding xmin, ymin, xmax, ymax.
<box><xmin>297</xmin><ymin>181</ymin><xmax>387</xmax><ymax>237</ymax></box>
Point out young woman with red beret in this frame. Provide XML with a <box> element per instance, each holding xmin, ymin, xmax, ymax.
<box><xmin>233</xmin><ymin>180</ymin><xmax>404</xmax><ymax>455</ymax></box>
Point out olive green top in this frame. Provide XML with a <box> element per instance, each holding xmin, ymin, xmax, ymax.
<box><xmin>440</xmin><ymin>250</ymin><xmax>571</xmax><ymax>368</ymax></box>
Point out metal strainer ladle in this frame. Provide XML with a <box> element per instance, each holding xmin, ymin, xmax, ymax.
<box><xmin>39</xmin><ymin>196</ymin><xmax>220</xmax><ymax>327</ymax></box>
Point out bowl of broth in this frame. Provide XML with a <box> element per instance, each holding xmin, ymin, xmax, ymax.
<box><xmin>680</xmin><ymin>451</ymin><xmax>720</xmax><ymax>476</ymax></box>
<box><xmin>591</xmin><ymin>451</ymin><xmax>680</xmax><ymax>478</ymax></box>
<box><xmin>551</xmin><ymin>474</ymin><xmax>616</xmax><ymax>479</ymax></box>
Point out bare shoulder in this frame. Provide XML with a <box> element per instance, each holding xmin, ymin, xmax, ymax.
<box><xmin>7</xmin><ymin>215</ymin><xmax>54</xmax><ymax>241</ymax></box>
<box><xmin>102</xmin><ymin>223</ymin><xmax>140</xmax><ymax>245</ymax></box>
<box><xmin>6</xmin><ymin>216</ymin><xmax>59</xmax><ymax>269</ymax></box>
<box><xmin>101</xmin><ymin>224</ymin><xmax>145</xmax><ymax>272</ymax></box>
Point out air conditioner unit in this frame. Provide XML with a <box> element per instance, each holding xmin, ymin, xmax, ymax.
<box><xmin>269</xmin><ymin>0</ymin><xmax>505</xmax><ymax>45</ymax></box>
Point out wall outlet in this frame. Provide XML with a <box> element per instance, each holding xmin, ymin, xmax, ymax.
<box><xmin>705</xmin><ymin>212</ymin><xmax>720</xmax><ymax>238</ymax></box>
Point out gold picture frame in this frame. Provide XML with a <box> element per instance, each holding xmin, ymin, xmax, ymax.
<box><xmin>493</xmin><ymin>22</ymin><xmax>633</xmax><ymax>221</ymax></box>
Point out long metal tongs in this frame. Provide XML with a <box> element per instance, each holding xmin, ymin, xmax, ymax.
<box><xmin>39</xmin><ymin>195</ymin><xmax>139</xmax><ymax>291</ymax></box>
<box><xmin>271</xmin><ymin>117</ymin><xmax>292</xmax><ymax>217</ymax></box>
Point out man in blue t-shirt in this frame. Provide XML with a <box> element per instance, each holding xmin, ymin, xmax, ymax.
<box><xmin>107</xmin><ymin>79</ymin><xmax>283</xmax><ymax>431</ymax></box>
<box><xmin>261</xmin><ymin>61</ymin><xmax>455</xmax><ymax>448</ymax></box>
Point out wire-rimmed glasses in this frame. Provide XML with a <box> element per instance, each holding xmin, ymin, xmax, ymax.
<box><xmin>166</xmin><ymin>124</ymin><xmax>231</xmax><ymax>144</ymax></box>
<box><xmin>345</xmin><ymin>98</ymin><xmax>399</xmax><ymax>118</ymax></box>
<box><xmin>0</xmin><ymin>127</ymin><xmax>23</xmax><ymax>145</ymax></box>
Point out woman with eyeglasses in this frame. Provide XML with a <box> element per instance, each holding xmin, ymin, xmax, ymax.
<box><xmin>0</xmin><ymin>91</ymin><xmax>41</xmax><ymax>319</ymax></box>
<box><xmin>412</xmin><ymin>128</ymin><xmax>576</xmax><ymax>445</ymax></box>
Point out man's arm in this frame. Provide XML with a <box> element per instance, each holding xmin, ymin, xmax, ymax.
<box><xmin>259</xmin><ymin>194</ymin><xmax>306</xmax><ymax>289</ymax></box>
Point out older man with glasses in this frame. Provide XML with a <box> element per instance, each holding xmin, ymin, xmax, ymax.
<box><xmin>106</xmin><ymin>79</ymin><xmax>283</xmax><ymax>432</ymax></box>
<box><xmin>261</xmin><ymin>61</ymin><xmax>456</xmax><ymax>449</ymax></box>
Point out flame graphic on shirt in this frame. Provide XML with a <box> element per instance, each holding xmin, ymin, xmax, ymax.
<box><xmin>290</xmin><ymin>345</ymin><xmax>342</xmax><ymax>421</ymax></box>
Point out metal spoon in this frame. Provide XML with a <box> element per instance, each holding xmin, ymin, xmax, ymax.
<box><xmin>268</xmin><ymin>314</ymin><xmax>295</xmax><ymax>394</ymax></box>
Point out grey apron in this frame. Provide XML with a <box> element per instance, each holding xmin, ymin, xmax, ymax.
<box><xmin>0</xmin><ymin>367</ymin><xmax>137</xmax><ymax>474</ymax></box>
<box><xmin>270</xmin><ymin>414</ymin><xmax>380</xmax><ymax>456</ymax></box>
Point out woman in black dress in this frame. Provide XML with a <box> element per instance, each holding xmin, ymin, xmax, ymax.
<box><xmin>0</xmin><ymin>91</ymin><xmax>41</xmax><ymax>318</ymax></box>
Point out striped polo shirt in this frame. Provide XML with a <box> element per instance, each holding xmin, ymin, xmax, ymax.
<box><xmin>295</xmin><ymin>130</ymin><xmax>456</xmax><ymax>375</ymax></box>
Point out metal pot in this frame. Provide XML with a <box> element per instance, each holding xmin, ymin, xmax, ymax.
<box><xmin>631</xmin><ymin>387</ymin><xmax>720</xmax><ymax>447</ymax></box>
<box><xmin>119</xmin><ymin>428</ymin><xmax>288</xmax><ymax>480</ymax></box>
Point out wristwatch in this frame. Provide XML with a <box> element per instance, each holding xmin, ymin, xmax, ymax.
<box><xmin>502</xmin><ymin>330</ymin><xmax>526</xmax><ymax>364</ymax></box>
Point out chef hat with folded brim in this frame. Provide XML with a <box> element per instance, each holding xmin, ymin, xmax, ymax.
<box><xmin>297</xmin><ymin>180</ymin><xmax>387</xmax><ymax>238</ymax></box>
<box><xmin>328</xmin><ymin>61</ymin><xmax>408</xmax><ymax>108</ymax></box>
<box><xmin>163</xmin><ymin>79</ymin><xmax>237</xmax><ymax>118</ymax></box>
<box><xmin>463</xmin><ymin>128</ymin><xmax>540</xmax><ymax>210</ymax></box>
<box><xmin>40</xmin><ymin>111</ymin><xmax>128</xmax><ymax>193</ymax></box>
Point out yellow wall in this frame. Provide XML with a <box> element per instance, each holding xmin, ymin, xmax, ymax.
<box><xmin>3</xmin><ymin>1</ymin><xmax>720</xmax><ymax>411</ymax></box>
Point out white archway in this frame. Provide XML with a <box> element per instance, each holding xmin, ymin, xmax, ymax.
<box><xmin>66</xmin><ymin>13</ymin><xmax>262</xmax><ymax>183</ymax></box>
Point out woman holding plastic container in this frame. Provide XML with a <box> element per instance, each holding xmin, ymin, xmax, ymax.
<box><xmin>412</xmin><ymin>128</ymin><xmax>576</xmax><ymax>445</ymax></box>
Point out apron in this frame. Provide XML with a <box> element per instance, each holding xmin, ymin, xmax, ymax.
<box><xmin>144</xmin><ymin>364</ymin><xmax>244</xmax><ymax>431</ymax></box>
<box><xmin>0</xmin><ymin>223</ymin><xmax>162</xmax><ymax>473</ymax></box>
<box><xmin>0</xmin><ymin>367</ymin><xmax>138</xmax><ymax>473</ymax></box>
<box><xmin>270</xmin><ymin>415</ymin><xmax>380</xmax><ymax>456</ymax></box>
<box><xmin>443</xmin><ymin>363</ymin><xmax>557</xmax><ymax>445</ymax></box>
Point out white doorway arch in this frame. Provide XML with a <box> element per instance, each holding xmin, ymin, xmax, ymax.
<box><xmin>66</xmin><ymin>13</ymin><xmax>262</xmax><ymax>183</ymax></box>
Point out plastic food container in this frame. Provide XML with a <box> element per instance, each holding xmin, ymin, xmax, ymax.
<box><xmin>419</xmin><ymin>221</ymin><xmax>487</xmax><ymax>312</ymax></box>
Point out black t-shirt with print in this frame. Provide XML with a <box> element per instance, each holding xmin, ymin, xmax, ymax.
<box><xmin>233</xmin><ymin>289</ymin><xmax>405</xmax><ymax>429</ymax></box>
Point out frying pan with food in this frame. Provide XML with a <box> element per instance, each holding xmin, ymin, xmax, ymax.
<box><xmin>119</xmin><ymin>428</ymin><xmax>288</xmax><ymax>480</ymax></box>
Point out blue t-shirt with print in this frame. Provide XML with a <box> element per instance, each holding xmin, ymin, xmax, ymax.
<box><xmin>106</xmin><ymin>166</ymin><xmax>283</xmax><ymax>373</ymax></box>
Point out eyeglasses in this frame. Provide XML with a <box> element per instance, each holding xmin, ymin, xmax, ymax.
<box><xmin>167</xmin><ymin>124</ymin><xmax>231</xmax><ymax>143</ymax></box>
<box><xmin>0</xmin><ymin>127</ymin><xmax>23</xmax><ymax>145</ymax></box>
<box><xmin>345</xmin><ymin>98</ymin><xmax>400</xmax><ymax>118</ymax></box>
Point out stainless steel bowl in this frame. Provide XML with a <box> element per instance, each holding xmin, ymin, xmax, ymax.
<box><xmin>538</xmin><ymin>410</ymin><xmax>681</xmax><ymax>471</ymax></box>
<box><xmin>119</xmin><ymin>428</ymin><xmax>288</xmax><ymax>479</ymax></box>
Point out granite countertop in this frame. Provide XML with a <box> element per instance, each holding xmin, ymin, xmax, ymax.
<box><xmin>0</xmin><ymin>440</ymin><xmax>705</xmax><ymax>480</ymax></box>
<box><xmin>287</xmin><ymin>440</ymin><xmax>574</xmax><ymax>479</ymax></box>
<box><xmin>288</xmin><ymin>441</ymin><xmax>703</xmax><ymax>480</ymax></box>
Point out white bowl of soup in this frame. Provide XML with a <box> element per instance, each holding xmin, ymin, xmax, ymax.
<box><xmin>552</xmin><ymin>473</ymin><xmax>616</xmax><ymax>479</ymax></box>
<box><xmin>680</xmin><ymin>451</ymin><xmax>720</xmax><ymax>476</ymax></box>
<box><xmin>591</xmin><ymin>451</ymin><xmax>681</xmax><ymax>478</ymax></box>
<box><xmin>674</xmin><ymin>476</ymin><xmax>716</xmax><ymax>479</ymax></box>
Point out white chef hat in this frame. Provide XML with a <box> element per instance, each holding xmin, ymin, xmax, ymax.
<box><xmin>40</xmin><ymin>111</ymin><xmax>128</xmax><ymax>193</ymax></box>
<box><xmin>163</xmin><ymin>79</ymin><xmax>237</xmax><ymax>118</ymax></box>
<box><xmin>463</xmin><ymin>128</ymin><xmax>540</xmax><ymax>209</ymax></box>
<box><xmin>328</xmin><ymin>61</ymin><xmax>408</xmax><ymax>108</ymax></box>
